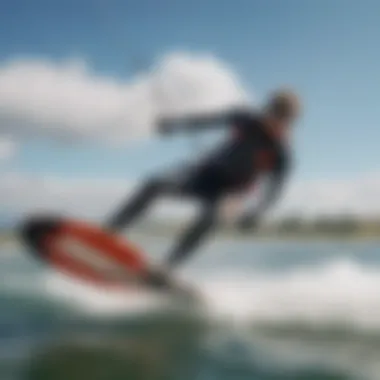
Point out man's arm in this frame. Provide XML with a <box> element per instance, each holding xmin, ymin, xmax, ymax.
<box><xmin>238</xmin><ymin>159</ymin><xmax>290</xmax><ymax>229</ymax></box>
<box><xmin>156</xmin><ymin>108</ymin><xmax>251</xmax><ymax>135</ymax></box>
<box><xmin>256</xmin><ymin>169</ymin><xmax>287</xmax><ymax>216</ymax></box>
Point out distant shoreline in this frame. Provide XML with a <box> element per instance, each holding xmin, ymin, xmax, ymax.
<box><xmin>130</xmin><ymin>221</ymin><xmax>380</xmax><ymax>242</ymax></box>
<box><xmin>2</xmin><ymin>223</ymin><xmax>380</xmax><ymax>246</ymax></box>
<box><xmin>131</xmin><ymin>229</ymin><xmax>380</xmax><ymax>242</ymax></box>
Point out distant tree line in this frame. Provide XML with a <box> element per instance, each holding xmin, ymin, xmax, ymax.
<box><xmin>270</xmin><ymin>214</ymin><xmax>363</xmax><ymax>235</ymax></box>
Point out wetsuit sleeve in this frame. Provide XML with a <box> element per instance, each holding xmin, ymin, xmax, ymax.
<box><xmin>156</xmin><ymin>108</ymin><xmax>251</xmax><ymax>135</ymax></box>
<box><xmin>247</xmin><ymin>152</ymin><xmax>290</xmax><ymax>218</ymax></box>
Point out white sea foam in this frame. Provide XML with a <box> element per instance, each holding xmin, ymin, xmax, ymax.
<box><xmin>4</xmin><ymin>252</ymin><xmax>380</xmax><ymax>331</ymax></box>
<box><xmin>197</xmin><ymin>258</ymin><xmax>380</xmax><ymax>330</ymax></box>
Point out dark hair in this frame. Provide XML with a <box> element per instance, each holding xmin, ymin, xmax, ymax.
<box><xmin>266</xmin><ymin>89</ymin><xmax>300</xmax><ymax>119</ymax></box>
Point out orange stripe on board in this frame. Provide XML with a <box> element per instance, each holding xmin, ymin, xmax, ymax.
<box><xmin>60</xmin><ymin>220</ymin><xmax>147</xmax><ymax>273</ymax></box>
<box><xmin>40</xmin><ymin>219</ymin><xmax>149</xmax><ymax>288</ymax></box>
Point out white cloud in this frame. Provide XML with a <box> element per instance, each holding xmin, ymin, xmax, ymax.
<box><xmin>0</xmin><ymin>51</ymin><xmax>374</xmax><ymax>222</ymax></box>
<box><xmin>0</xmin><ymin>173</ymin><xmax>198</xmax><ymax>223</ymax></box>
<box><xmin>0</xmin><ymin>52</ymin><xmax>250</xmax><ymax>144</ymax></box>
<box><xmin>2</xmin><ymin>172</ymin><xmax>380</xmax><ymax>223</ymax></box>
<box><xmin>0</xmin><ymin>136</ymin><xmax>17</xmax><ymax>160</ymax></box>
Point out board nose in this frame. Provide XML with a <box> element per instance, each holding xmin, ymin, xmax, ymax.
<box><xmin>19</xmin><ymin>215</ymin><xmax>62</xmax><ymax>256</ymax></box>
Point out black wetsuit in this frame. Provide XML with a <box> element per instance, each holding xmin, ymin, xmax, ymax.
<box><xmin>107</xmin><ymin>109</ymin><xmax>291</xmax><ymax>269</ymax></box>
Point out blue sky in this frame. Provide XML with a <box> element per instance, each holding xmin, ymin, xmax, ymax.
<box><xmin>1</xmin><ymin>0</ymin><xmax>380</xmax><ymax>184</ymax></box>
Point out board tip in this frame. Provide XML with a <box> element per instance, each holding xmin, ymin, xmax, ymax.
<box><xmin>19</xmin><ymin>214</ymin><xmax>62</xmax><ymax>254</ymax></box>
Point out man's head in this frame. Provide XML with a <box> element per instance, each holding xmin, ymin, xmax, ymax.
<box><xmin>264</xmin><ymin>88</ymin><xmax>301</xmax><ymax>127</ymax></box>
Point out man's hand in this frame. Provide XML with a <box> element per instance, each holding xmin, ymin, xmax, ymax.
<box><xmin>236</xmin><ymin>213</ymin><xmax>259</xmax><ymax>233</ymax></box>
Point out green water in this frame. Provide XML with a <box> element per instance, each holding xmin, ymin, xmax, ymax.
<box><xmin>1</xmin><ymin>238</ymin><xmax>380</xmax><ymax>380</ymax></box>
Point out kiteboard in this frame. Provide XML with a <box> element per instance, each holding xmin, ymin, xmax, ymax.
<box><xmin>19</xmin><ymin>215</ymin><xmax>198</xmax><ymax>300</ymax></box>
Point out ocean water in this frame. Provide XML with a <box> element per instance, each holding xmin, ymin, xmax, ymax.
<box><xmin>1</xmin><ymin>235</ymin><xmax>380</xmax><ymax>380</ymax></box>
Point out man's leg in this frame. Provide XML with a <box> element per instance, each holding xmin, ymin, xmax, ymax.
<box><xmin>106</xmin><ymin>177</ymin><xmax>166</xmax><ymax>232</ymax></box>
<box><xmin>163</xmin><ymin>164</ymin><xmax>226</xmax><ymax>269</ymax></box>
<box><xmin>165</xmin><ymin>199</ymin><xmax>219</xmax><ymax>269</ymax></box>
<box><xmin>142</xmin><ymin>199</ymin><xmax>219</xmax><ymax>289</ymax></box>
<box><xmin>106</xmin><ymin>164</ymin><xmax>197</xmax><ymax>232</ymax></box>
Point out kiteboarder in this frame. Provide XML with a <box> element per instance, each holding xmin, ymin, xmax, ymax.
<box><xmin>106</xmin><ymin>89</ymin><xmax>301</xmax><ymax>287</ymax></box>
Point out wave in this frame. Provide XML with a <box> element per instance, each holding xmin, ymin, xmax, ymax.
<box><xmin>2</xmin><ymin>257</ymin><xmax>380</xmax><ymax>380</ymax></box>
<box><xmin>3</xmin><ymin>256</ymin><xmax>380</xmax><ymax>335</ymax></box>
<box><xmin>196</xmin><ymin>258</ymin><xmax>380</xmax><ymax>332</ymax></box>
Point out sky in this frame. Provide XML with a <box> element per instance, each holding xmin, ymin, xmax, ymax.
<box><xmin>0</xmin><ymin>0</ymin><xmax>380</xmax><ymax>222</ymax></box>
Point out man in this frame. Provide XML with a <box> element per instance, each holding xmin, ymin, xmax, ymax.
<box><xmin>106</xmin><ymin>89</ymin><xmax>301</xmax><ymax>288</ymax></box>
